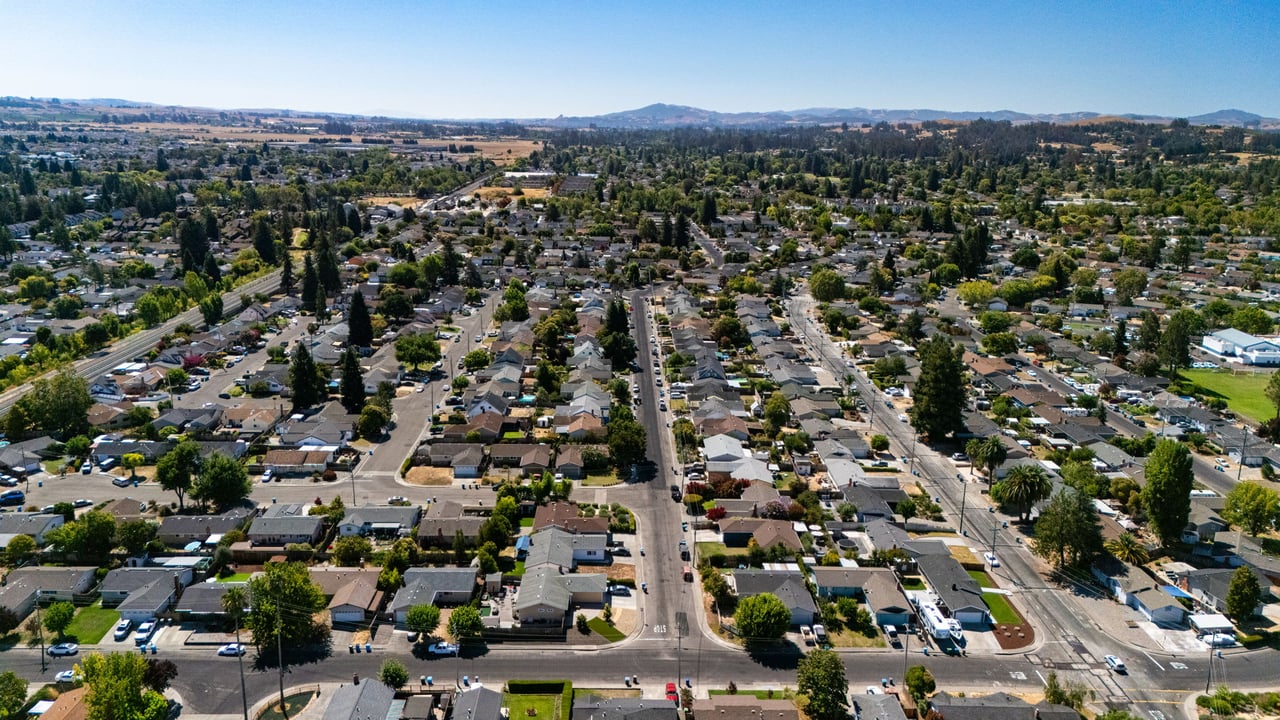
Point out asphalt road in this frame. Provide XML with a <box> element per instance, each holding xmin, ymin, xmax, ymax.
<box><xmin>0</xmin><ymin>270</ymin><xmax>282</xmax><ymax>419</ymax></box>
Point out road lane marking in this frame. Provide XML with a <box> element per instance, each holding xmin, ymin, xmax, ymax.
<box><xmin>1169</xmin><ymin>662</ymin><xmax>1187</xmax><ymax>670</ymax></box>
<box><xmin>1010</xmin><ymin>672</ymin><xmax>1026</xmax><ymax>680</ymax></box>
<box><xmin>1143</xmin><ymin>652</ymin><xmax>1164</xmax><ymax>671</ymax></box>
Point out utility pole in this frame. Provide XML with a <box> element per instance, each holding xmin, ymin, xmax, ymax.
<box><xmin>233</xmin><ymin>602</ymin><xmax>249</xmax><ymax>720</ymax></box>
<box><xmin>35</xmin><ymin>591</ymin><xmax>46</xmax><ymax>672</ymax></box>
<box><xmin>958</xmin><ymin>477</ymin><xmax>969</xmax><ymax>535</ymax></box>
<box><xmin>274</xmin><ymin>581</ymin><xmax>286</xmax><ymax>718</ymax></box>
<box><xmin>1236</xmin><ymin>425</ymin><xmax>1248</xmax><ymax>483</ymax></box>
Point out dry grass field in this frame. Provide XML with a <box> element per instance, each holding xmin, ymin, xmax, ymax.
<box><xmin>476</xmin><ymin>186</ymin><xmax>549</xmax><ymax>201</ymax></box>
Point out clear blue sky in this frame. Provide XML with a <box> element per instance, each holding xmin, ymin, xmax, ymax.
<box><xmin>2</xmin><ymin>0</ymin><xmax>1277</xmax><ymax>119</ymax></box>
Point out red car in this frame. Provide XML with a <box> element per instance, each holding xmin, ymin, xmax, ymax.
<box><xmin>665</xmin><ymin>682</ymin><xmax>679</xmax><ymax>704</ymax></box>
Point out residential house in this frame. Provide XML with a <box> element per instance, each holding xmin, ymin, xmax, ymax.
<box><xmin>691</xmin><ymin>696</ymin><xmax>797</xmax><ymax>720</ymax></box>
<box><xmin>389</xmin><ymin>568</ymin><xmax>478</xmax><ymax>624</ymax></box>
<box><xmin>914</xmin><ymin>552</ymin><xmax>990</xmax><ymax>625</ymax></box>
<box><xmin>158</xmin><ymin>507</ymin><xmax>253</xmax><ymax>547</ymax></box>
<box><xmin>328</xmin><ymin>579</ymin><xmax>383</xmax><ymax>625</ymax></box>
<box><xmin>573</xmin><ymin>696</ymin><xmax>681</xmax><ymax>720</ymax></box>
<box><xmin>514</xmin><ymin>565</ymin><xmax>607</xmax><ymax>628</ymax></box>
<box><xmin>0</xmin><ymin>512</ymin><xmax>64</xmax><ymax>546</ymax></box>
<box><xmin>320</xmin><ymin>678</ymin><xmax>396</xmax><ymax>720</ymax></box>
<box><xmin>718</xmin><ymin>518</ymin><xmax>803</xmax><ymax>553</ymax></box>
<box><xmin>0</xmin><ymin>566</ymin><xmax>96</xmax><ymax>618</ymax></box>
<box><xmin>1185</xmin><ymin>567</ymin><xmax>1267</xmax><ymax>617</ymax></box>
<box><xmin>927</xmin><ymin>692</ymin><xmax>1080</xmax><ymax>720</ymax></box>
<box><xmin>532</xmin><ymin>501</ymin><xmax>610</xmax><ymax>537</ymax></box>
<box><xmin>811</xmin><ymin>567</ymin><xmax>912</xmax><ymax>627</ymax></box>
<box><xmin>247</xmin><ymin>503</ymin><xmax>325</xmax><ymax>546</ymax></box>
<box><xmin>417</xmin><ymin>501</ymin><xmax>486</xmax><ymax>549</ymax></box>
<box><xmin>337</xmin><ymin>505</ymin><xmax>422</xmax><ymax>538</ymax></box>
<box><xmin>732</xmin><ymin>569</ymin><xmax>817</xmax><ymax>626</ymax></box>
<box><xmin>525</xmin><ymin>527</ymin><xmax>608</xmax><ymax>569</ymax></box>
<box><xmin>101</xmin><ymin>567</ymin><xmax>192</xmax><ymax>623</ymax></box>
<box><xmin>450</xmin><ymin>688</ymin><xmax>504</xmax><ymax>720</ymax></box>
<box><xmin>262</xmin><ymin>448</ymin><xmax>333</xmax><ymax>476</ymax></box>
<box><xmin>175</xmin><ymin>582</ymin><xmax>248</xmax><ymax>621</ymax></box>
<box><xmin>1092</xmin><ymin>557</ymin><xmax>1186</xmax><ymax>625</ymax></box>
<box><xmin>221</xmin><ymin>405</ymin><xmax>282</xmax><ymax>435</ymax></box>
<box><xmin>488</xmin><ymin>443</ymin><xmax>552</xmax><ymax>476</ymax></box>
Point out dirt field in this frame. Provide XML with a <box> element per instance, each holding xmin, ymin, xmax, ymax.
<box><xmin>575</xmin><ymin>563</ymin><xmax>636</xmax><ymax>584</ymax></box>
<box><xmin>404</xmin><ymin>467</ymin><xmax>454</xmax><ymax>486</ymax></box>
<box><xmin>476</xmin><ymin>186</ymin><xmax>549</xmax><ymax>201</ymax></box>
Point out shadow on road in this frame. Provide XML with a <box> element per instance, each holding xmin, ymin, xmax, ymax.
<box><xmin>744</xmin><ymin>642</ymin><xmax>803</xmax><ymax>670</ymax></box>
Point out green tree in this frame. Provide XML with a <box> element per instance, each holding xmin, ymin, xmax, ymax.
<box><xmin>17</xmin><ymin>368</ymin><xmax>92</xmax><ymax>438</ymax></box>
<box><xmin>331</xmin><ymin>535</ymin><xmax>372</xmax><ymax>566</ymax></box>
<box><xmin>142</xmin><ymin>659</ymin><xmax>178</xmax><ymax>693</ymax></box>
<box><xmin>733</xmin><ymin>593</ymin><xmax>790</xmax><ymax>643</ymax></box>
<box><xmin>463</xmin><ymin>350</ymin><xmax>491</xmax><ymax>372</ymax></box>
<box><xmin>909</xmin><ymin>335</ymin><xmax>966</xmax><ymax>441</ymax></box>
<box><xmin>288</xmin><ymin>342</ymin><xmax>324</xmax><ymax>410</ymax></box>
<box><xmin>796</xmin><ymin>649</ymin><xmax>849</xmax><ymax>720</ymax></box>
<box><xmin>904</xmin><ymin>665</ymin><xmax>936</xmax><ymax>704</ymax></box>
<box><xmin>869</xmin><ymin>434</ymin><xmax>890</xmax><ymax>453</ymax></box>
<box><xmin>347</xmin><ymin>292</ymin><xmax>373</xmax><ymax>347</ymax></box>
<box><xmin>191</xmin><ymin>452</ymin><xmax>251</xmax><ymax>510</ymax></box>
<box><xmin>1031</xmin><ymin>489</ymin><xmax>1103</xmax><ymax>568</ymax></box>
<box><xmin>339</xmin><ymin>347</ymin><xmax>366</xmax><ymax>414</ymax></box>
<box><xmin>155</xmin><ymin>440</ymin><xmax>201</xmax><ymax>510</ymax></box>
<box><xmin>116</xmin><ymin>520</ymin><xmax>155</xmax><ymax>556</ymax></box>
<box><xmin>1104</xmin><ymin>532</ymin><xmax>1149</xmax><ymax>565</ymax></box>
<box><xmin>447</xmin><ymin>604</ymin><xmax>485</xmax><ymax>641</ymax></box>
<box><xmin>356</xmin><ymin>405</ymin><xmax>389</xmax><ymax>440</ymax></box>
<box><xmin>121</xmin><ymin>453</ymin><xmax>144</xmax><ymax>481</ymax></box>
<box><xmin>1223</xmin><ymin>481</ymin><xmax>1280</xmax><ymax>536</ymax></box>
<box><xmin>808</xmin><ymin>267</ymin><xmax>846</xmax><ymax>302</ymax></box>
<box><xmin>246</xmin><ymin>561</ymin><xmax>327</xmax><ymax>648</ymax></box>
<box><xmin>46</xmin><ymin>511</ymin><xmax>116</xmax><ymax>564</ymax></box>
<box><xmin>1268</xmin><ymin>372</ymin><xmax>1280</xmax><ymax>421</ymax></box>
<box><xmin>1159</xmin><ymin>309</ymin><xmax>1202</xmax><ymax>377</ymax></box>
<box><xmin>378</xmin><ymin>658</ymin><xmax>409</xmax><ymax>689</ymax></box>
<box><xmin>199</xmin><ymin>295</ymin><xmax>223</xmax><ymax>327</ymax></box>
<box><xmin>1230</xmin><ymin>306</ymin><xmax>1274</xmax><ymax>335</ymax></box>
<box><xmin>43</xmin><ymin>600</ymin><xmax>75</xmax><ymax>637</ymax></box>
<box><xmin>607</xmin><ymin>416</ymin><xmax>647</xmax><ymax>470</ymax></box>
<box><xmin>395</xmin><ymin>332</ymin><xmax>440</xmax><ymax>371</ymax></box>
<box><xmin>1226</xmin><ymin>566</ymin><xmax>1261</xmax><ymax>620</ymax></box>
<box><xmin>956</xmin><ymin>280</ymin><xmax>996</xmax><ymax>307</ymax></box>
<box><xmin>764</xmin><ymin>392</ymin><xmax>792</xmax><ymax>434</ymax></box>
<box><xmin>1142</xmin><ymin>439</ymin><xmax>1193</xmax><ymax>546</ymax></box>
<box><xmin>405</xmin><ymin>604</ymin><xmax>441</xmax><ymax>638</ymax></box>
<box><xmin>1112</xmin><ymin>268</ymin><xmax>1148</xmax><ymax>305</ymax></box>
<box><xmin>4</xmin><ymin>534</ymin><xmax>36</xmax><ymax>564</ymax></box>
<box><xmin>81</xmin><ymin>651</ymin><xmax>169</xmax><ymax>720</ymax></box>
<box><xmin>991</xmin><ymin>464</ymin><xmax>1053</xmax><ymax>522</ymax></box>
<box><xmin>0</xmin><ymin>671</ymin><xmax>27</xmax><ymax>719</ymax></box>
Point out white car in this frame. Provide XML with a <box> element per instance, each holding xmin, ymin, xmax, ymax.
<box><xmin>112</xmin><ymin>619</ymin><xmax>132</xmax><ymax>641</ymax></box>
<box><xmin>217</xmin><ymin>643</ymin><xmax>247</xmax><ymax>656</ymax></box>
<box><xmin>48</xmin><ymin>643</ymin><xmax>79</xmax><ymax>656</ymax></box>
<box><xmin>983</xmin><ymin>552</ymin><xmax>1000</xmax><ymax>568</ymax></box>
<box><xmin>54</xmin><ymin>670</ymin><xmax>81</xmax><ymax>683</ymax></box>
<box><xmin>1104</xmin><ymin>655</ymin><xmax>1126</xmax><ymax>673</ymax></box>
<box><xmin>428</xmin><ymin>641</ymin><xmax>459</xmax><ymax>656</ymax></box>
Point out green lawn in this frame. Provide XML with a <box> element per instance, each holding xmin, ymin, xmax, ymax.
<box><xmin>259</xmin><ymin>690</ymin><xmax>317</xmax><ymax>720</ymax></box>
<box><xmin>588</xmin><ymin>618</ymin><xmax>626</xmax><ymax>642</ymax></box>
<box><xmin>63</xmin><ymin>603</ymin><xmax>120</xmax><ymax>644</ymax></box>
<box><xmin>968</xmin><ymin>570</ymin><xmax>1021</xmax><ymax>624</ymax></box>
<box><xmin>900</xmin><ymin>576</ymin><xmax>926</xmax><ymax>591</ymax></box>
<box><xmin>502</xmin><ymin>694</ymin><xmax>560</xmax><ymax>719</ymax></box>
<box><xmin>708</xmin><ymin>689</ymin><xmax>794</xmax><ymax>700</ymax></box>
<box><xmin>216</xmin><ymin>572</ymin><xmax>253</xmax><ymax>583</ymax></box>
<box><xmin>1180</xmin><ymin>369</ymin><xmax>1272</xmax><ymax>423</ymax></box>
<box><xmin>697</xmin><ymin>542</ymin><xmax>748</xmax><ymax>559</ymax></box>
<box><xmin>519</xmin><ymin>517</ymin><xmax>534</xmax><ymax>528</ymax></box>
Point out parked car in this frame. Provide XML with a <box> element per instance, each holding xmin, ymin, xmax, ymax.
<box><xmin>665</xmin><ymin>682</ymin><xmax>679</xmax><ymax>704</ymax></box>
<box><xmin>112</xmin><ymin>477</ymin><xmax>132</xmax><ymax>488</ymax></box>
<box><xmin>608</xmin><ymin>585</ymin><xmax>631</xmax><ymax>596</ymax></box>
<box><xmin>387</xmin><ymin>496</ymin><xmax>409</xmax><ymax>506</ymax></box>
<box><xmin>81</xmin><ymin>461</ymin><xmax>93</xmax><ymax>474</ymax></box>
<box><xmin>1104</xmin><ymin>655</ymin><xmax>1126</xmax><ymax>673</ymax></box>
<box><xmin>0</xmin><ymin>490</ymin><xmax>24</xmax><ymax>506</ymax></box>
<box><xmin>983</xmin><ymin>552</ymin><xmax>1000</xmax><ymax>568</ymax></box>
<box><xmin>134</xmin><ymin>622</ymin><xmax>156</xmax><ymax>645</ymax></box>
<box><xmin>217</xmin><ymin>643</ymin><xmax>247</xmax><ymax>656</ymax></box>
<box><xmin>48</xmin><ymin>643</ymin><xmax>79</xmax><ymax>656</ymax></box>
<box><xmin>54</xmin><ymin>670</ymin><xmax>81</xmax><ymax>683</ymax></box>
<box><xmin>113</xmin><ymin>619</ymin><xmax>132</xmax><ymax>641</ymax></box>
<box><xmin>73</xmin><ymin>499</ymin><xmax>94</xmax><ymax>509</ymax></box>
<box><xmin>428</xmin><ymin>642</ymin><xmax>459</xmax><ymax>656</ymax></box>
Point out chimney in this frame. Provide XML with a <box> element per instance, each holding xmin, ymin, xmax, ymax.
<box><xmin>353</xmin><ymin>674</ymin><xmax>360</xmax><ymax>685</ymax></box>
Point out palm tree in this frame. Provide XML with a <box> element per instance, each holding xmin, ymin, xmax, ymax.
<box><xmin>221</xmin><ymin>586</ymin><xmax>250</xmax><ymax>720</ymax></box>
<box><xmin>1104</xmin><ymin>532</ymin><xmax>1149</xmax><ymax>565</ymax></box>
<box><xmin>981</xmin><ymin>436</ymin><xmax>1008</xmax><ymax>482</ymax></box>
<box><xmin>992</xmin><ymin>464</ymin><xmax>1053</xmax><ymax>522</ymax></box>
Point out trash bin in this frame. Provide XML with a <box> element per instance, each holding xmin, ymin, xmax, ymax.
<box><xmin>365</xmin><ymin>642</ymin><xmax>371</xmax><ymax>653</ymax></box>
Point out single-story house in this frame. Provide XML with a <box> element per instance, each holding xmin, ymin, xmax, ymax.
<box><xmin>247</xmin><ymin>503</ymin><xmax>325</xmax><ymax>546</ymax></box>
<box><xmin>514</xmin><ymin>566</ymin><xmax>607</xmax><ymax>628</ymax></box>
<box><xmin>328</xmin><ymin>579</ymin><xmax>383</xmax><ymax>626</ymax></box>
<box><xmin>175</xmin><ymin>582</ymin><xmax>249</xmax><ymax>621</ymax></box>
<box><xmin>101</xmin><ymin>567</ymin><xmax>192</xmax><ymax>622</ymax></box>
<box><xmin>0</xmin><ymin>566</ymin><xmax>96</xmax><ymax>618</ymax></box>
<box><xmin>718</xmin><ymin>518</ymin><xmax>803</xmax><ymax>553</ymax></box>
<box><xmin>1185</xmin><ymin>567</ymin><xmax>1267</xmax><ymax>618</ymax></box>
<box><xmin>732</xmin><ymin>569</ymin><xmax>817</xmax><ymax>627</ymax></box>
<box><xmin>810</xmin><ymin>566</ymin><xmax>912</xmax><ymax>627</ymax></box>
<box><xmin>158</xmin><ymin>507</ymin><xmax>254</xmax><ymax>547</ymax></box>
<box><xmin>389</xmin><ymin>568</ymin><xmax>479</xmax><ymax>625</ymax></box>
<box><xmin>915</xmin><ymin>553</ymin><xmax>990</xmax><ymax>625</ymax></box>
<box><xmin>337</xmin><ymin>505</ymin><xmax>421</xmax><ymax>538</ymax></box>
<box><xmin>262</xmin><ymin>449</ymin><xmax>333</xmax><ymax>476</ymax></box>
<box><xmin>417</xmin><ymin>501</ymin><xmax>486</xmax><ymax>549</ymax></box>
<box><xmin>321</xmin><ymin>678</ymin><xmax>396</xmax><ymax>720</ymax></box>
<box><xmin>0</xmin><ymin>513</ymin><xmax>65</xmax><ymax>546</ymax></box>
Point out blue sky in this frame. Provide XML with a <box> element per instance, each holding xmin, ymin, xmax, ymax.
<box><xmin>2</xmin><ymin>0</ymin><xmax>1277</xmax><ymax>119</ymax></box>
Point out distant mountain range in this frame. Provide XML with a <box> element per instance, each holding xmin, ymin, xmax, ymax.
<box><xmin>6</xmin><ymin>97</ymin><xmax>1278</xmax><ymax>130</ymax></box>
<box><xmin>536</xmin><ymin>103</ymin><xmax>1278</xmax><ymax>130</ymax></box>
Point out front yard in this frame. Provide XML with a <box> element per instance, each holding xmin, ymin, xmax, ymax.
<box><xmin>63</xmin><ymin>602</ymin><xmax>120</xmax><ymax>644</ymax></box>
